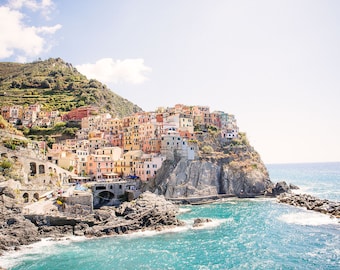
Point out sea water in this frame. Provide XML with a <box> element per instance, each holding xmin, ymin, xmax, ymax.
<box><xmin>1</xmin><ymin>162</ymin><xmax>340</xmax><ymax>270</ymax></box>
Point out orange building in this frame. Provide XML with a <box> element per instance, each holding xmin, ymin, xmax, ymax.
<box><xmin>62</xmin><ymin>106</ymin><xmax>98</xmax><ymax>121</ymax></box>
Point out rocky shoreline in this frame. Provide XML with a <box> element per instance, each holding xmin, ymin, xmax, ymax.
<box><xmin>0</xmin><ymin>189</ymin><xmax>184</xmax><ymax>256</ymax></box>
<box><xmin>2</xmin><ymin>183</ymin><xmax>339</xmax><ymax>260</ymax></box>
<box><xmin>277</xmin><ymin>192</ymin><xmax>340</xmax><ymax>219</ymax></box>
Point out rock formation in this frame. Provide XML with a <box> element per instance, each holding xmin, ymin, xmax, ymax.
<box><xmin>277</xmin><ymin>193</ymin><xmax>340</xmax><ymax>218</ymax></box>
<box><xmin>145</xmin><ymin>134</ymin><xmax>274</xmax><ymax>199</ymax></box>
<box><xmin>193</xmin><ymin>218</ymin><xmax>213</xmax><ymax>227</ymax></box>
<box><xmin>0</xmin><ymin>190</ymin><xmax>183</xmax><ymax>254</ymax></box>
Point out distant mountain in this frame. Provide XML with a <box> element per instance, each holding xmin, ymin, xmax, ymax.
<box><xmin>0</xmin><ymin>58</ymin><xmax>143</xmax><ymax>117</ymax></box>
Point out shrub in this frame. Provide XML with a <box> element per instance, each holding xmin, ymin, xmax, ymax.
<box><xmin>0</xmin><ymin>158</ymin><xmax>13</xmax><ymax>175</ymax></box>
<box><xmin>202</xmin><ymin>145</ymin><xmax>214</xmax><ymax>154</ymax></box>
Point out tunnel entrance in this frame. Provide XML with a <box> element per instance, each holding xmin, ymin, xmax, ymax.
<box><xmin>95</xmin><ymin>191</ymin><xmax>115</xmax><ymax>208</ymax></box>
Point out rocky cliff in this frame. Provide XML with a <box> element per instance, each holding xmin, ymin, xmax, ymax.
<box><xmin>145</xmin><ymin>132</ymin><xmax>273</xmax><ymax>199</ymax></box>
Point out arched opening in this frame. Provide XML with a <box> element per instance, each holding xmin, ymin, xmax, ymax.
<box><xmin>39</xmin><ymin>164</ymin><xmax>45</xmax><ymax>174</ymax></box>
<box><xmin>23</xmin><ymin>193</ymin><xmax>29</xmax><ymax>203</ymax></box>
<box><xmin>33</xmin><ymin>193</ymin><xmax>39</xmax><ymax>201</ymax></box>
<box><xmin>1</xmin><ymin>153</ymin><xmax>8</xmax><ymax>158</ymax></box>
<box><xmin>30</xmin><ymin>162</ymin><xmax>37</xmax><ymax>176</ymax></box>
<box><xmin>97</xmin><ymin>191</ymin><xmax>115</xmax><ymax>207</ymax></box>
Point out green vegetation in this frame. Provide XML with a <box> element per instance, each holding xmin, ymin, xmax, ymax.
<box><xmin>0</xmin><ymin>158</ymin><xmax>13</xmax><ymax>176</ymax></box>
<box><xmin>229</xmin><ymin>132</ymin><xmax>249</xmax><ymax>146</ymax></box>
<box><xmin>26</xmin><ymin>121</ymin><xmax>80</xmax><ymax>142</ymax></box>
<box><xmin>202</xmin><ymin>145</ymin><xmax>214</xmax><ymax>154</ymax></box>
<box><xmin>3</xmin><ymin>138</ymin><xmax>28</xmax><ymax>150</ymax></box>
<box><xmin>0</xmin><ymin>58</ymin><xmax>143</xmax><ymax>118</ymax></box>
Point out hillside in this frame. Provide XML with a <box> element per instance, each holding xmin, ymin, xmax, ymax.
<box><xmin>0</xmin><ymin>58</ymin><xmax>142</xmax><ymax>118</ymax></box>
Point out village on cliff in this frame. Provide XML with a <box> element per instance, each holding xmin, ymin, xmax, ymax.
<box><xmin>1</xmin><ymin>103</ymin><xmax>339</xmax><ymax>254</ymax></box>
<box><xmin>0</xmin><ymin>103</ymin><xmax>239</xmax><ymax>211</ymax></box>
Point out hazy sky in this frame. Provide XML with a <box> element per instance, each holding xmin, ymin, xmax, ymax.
<box><xmin>1</xmin><ymin>0</ymin><xmax>340</xmax><ymax>164</ymax></box>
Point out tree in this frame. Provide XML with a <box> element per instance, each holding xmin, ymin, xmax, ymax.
<box><xmin>41</xmin><ymin>79</ymin><xmax>51</xmax><ymax>88</ymax></box>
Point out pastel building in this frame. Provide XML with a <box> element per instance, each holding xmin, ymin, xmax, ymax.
<box><xmin>95</xmin><ymin>147</ymin><xmax>122</xmax><ymax>161</ymax></box>
<box><xmin>115</xmin><ymin>150</ymin><xmax>143</xmax><ymax>177</ymax></box>
<box><xmin>161</xmin><ymin>130</ymin><xmax>198</xmax><ymax>161</ymax></box>
<box><xmin>86</xmin><ymin>154</ymin><xmax>115</xmax><ymax>180</ymax></box>
<box><xmin>179</xmin><ymin>114</ymin><xmax>194</xmax><ymax>133</ymax></box>
<box><xmin>75</xmin><ymin>149</ymin><xmax>89</xmax><ymax>176</ymax></box>
<box><xmin>135</xmin><ymin>154</ymin><xmax>166</xmax><ymax>181</ymax></box>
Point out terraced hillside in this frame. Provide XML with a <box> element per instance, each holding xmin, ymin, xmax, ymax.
<box><xmin>0</xmin><ymin>58</ymin><xmax>142</xmax><ymax>117</ymax></box>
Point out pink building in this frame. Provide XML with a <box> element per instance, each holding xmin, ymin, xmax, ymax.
<box><xmin>86</xmin><ymin>154</ymin><xmax>115</xmax><ymax>180</ymax></box>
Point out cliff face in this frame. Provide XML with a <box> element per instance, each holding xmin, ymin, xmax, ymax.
<box><xmin>146</xmin><ymin>133</ymin><xmax>273</xmax><ymax>198</ymax></box>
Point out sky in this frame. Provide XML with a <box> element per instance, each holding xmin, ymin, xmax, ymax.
<box><xmin>1</xmin><ymin>0</ymin><xmax>340</xmax><ymax>164</ymax></box>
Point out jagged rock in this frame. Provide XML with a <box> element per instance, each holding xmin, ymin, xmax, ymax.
<box><xmin>193</xmin><ymin>218</ymin><xmax>212</xmax><ymax>227</ymax></box>
<box><xmin>289</xmin><ymin>183</ymin><xmax>300</xmax><ymax>190</ymax></box>
<box><xmin>0</xmin><ymin>186</ymin><xmax>16</xmax><ymax>199</ymax></box>
<box><xmin>0</xmin><ymin>214</ymin><xmax>40</xmax><ymax>252</ymax></box>
<box><xmin>74</xmin><ymin>223</ymin><xmax>89</xmax><ymax>236</ymax></box>
<box><xmin>273</xmin><ymin>181</ymin><xmax>291</xmax><ymax>195</ymax></box>
<box><xmin>277</xmin><ymin>193</ymin><xmax>340</xmax><ymax>218</ymax></box>
<box><xmin>83</xmin><ymin>192</ymin><xmax>184</xmax><ymax>238</ymax></box>
<box><xmin>0</xmin><ymin>191</ymin><xmax>184</xmax><ymax>253</ymax></box>
<box><xmin>94</xmin><ymin>208</ymin><xmax>116</xmax><ymax>222</ymax></box>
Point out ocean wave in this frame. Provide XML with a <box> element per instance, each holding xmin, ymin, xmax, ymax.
<box><xmin>122</xmin><ymin>225</ymin><xmax>191</xmax><ymax>238</ymax></box>
<box><xmin>188</xmin><ymin>218</ymin><xmax>232</xmax><ymax>230</ymax></box>
<box><xmin>0</xmin><ymin>236</ymin><xmax>86</xmax><ymax>269</ymax></box>
<box><xmin>277</xmin><ymin>211</ymin><xmax>339</xmax><ymax>226</ymax></box>
<box><xmin>178</xmin><ymin>207</ymin><xmax>192</xmax><ymax>214</ymax></box>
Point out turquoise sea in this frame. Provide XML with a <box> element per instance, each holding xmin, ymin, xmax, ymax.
<box><xmin>1</xmin><ymin>162</ymin><xmax>340</xmax><ymax>270</ymax></box>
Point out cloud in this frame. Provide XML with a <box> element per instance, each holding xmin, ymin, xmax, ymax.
<box><xmin>8</xmin><ymin>0</ymin><xmax>55</xmax><ymax>19</ymax></box>
<box><xmin>0</xmin><ymin>1</ymin><xmax>61</xmax><ymax>62</ymax></box>
<box><xmin>35</xmin><ymin>24</ymin><xmax>62</xmax><ymax>34</ymax></box>
<box><xmin>76</xmin><ymin>58</ymin><xmax>152</xmax><ymax>85</ymax></box>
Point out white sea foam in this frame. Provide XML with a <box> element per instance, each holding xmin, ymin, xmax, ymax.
<box><xmin>0</xmin><ymin>236</ymin><xmax>87</xmax><ymax>269</ymax></box>
<box><xmin>178</xmin><ymin>207</ymin><xmax>192</xmax><ymax>214</ymax></box>
<box><xmin>278</xmin><ymin>211</ymin><xmax>339</xmax><ymax>226</ymax></box>
<box><xmin>189</xmin><ymin>218</ymin><xmax>232</xmax><ymax>230</ymax></box>
<box><xmin>122</xmin><ymin>224</ymin><xmax>191</xmax><ymax>239</ymax></box>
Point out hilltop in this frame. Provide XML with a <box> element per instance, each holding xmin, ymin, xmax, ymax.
<box><xmin>0</xmin><ymin>58</ymin><xmax>142</xmax><ymax>118</ymax></box>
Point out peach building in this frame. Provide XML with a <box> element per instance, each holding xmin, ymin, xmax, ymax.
<box><xmin>86</xmin><ymin>154</ymin><xmax>115</xmax><ymax>180</ymax></box>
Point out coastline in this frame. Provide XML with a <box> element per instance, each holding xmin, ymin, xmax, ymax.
<box><xmin>2</xmin><ymin>192</ymin><xmax>339</xmax><ymax>269</ymax></box>
<box><xmin>0</xmin><ymin>214</ymin><xmax>226</xmax><ymax>269</ymax></box>
<box><xmin>2</xmin><ymin>189</ymin><xmax>339</xmax><ymax>258</ymax></box>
